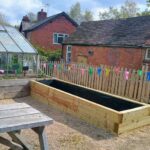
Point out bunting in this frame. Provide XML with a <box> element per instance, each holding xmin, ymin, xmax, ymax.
<box><xmin>138</xmin><ymin>70</ymin><xmax>143</xmax><ymax>76</ymax></box>
<box><xmin>105</xmin><ymin>68</ymin><xmax>110</xmax><ymax>77</ymax></box>
<box><xmin>147</xmin><ymin>72</ymin><xmax>150</xmax><ymax>81</ymax></box>
<box><xmin>124</xmin><ymin>71</ymin><xmax>129</xmax><ymax>80</ymax></box>
<box><xmin>97</xmin><ymin>67</ymin><xmax>102</xmax><ymax>76</ymax></box>
<box><xmin>88</xmin><ymin>67</ymin><xmax>94</xmax><ymax>76</ymax></box>
<box><xmin>42</xmin><ymin>62</ymin><xmax>150</xmax><ymax>81</ymax></box>
<box><xmin>81</xmin><ymin>68</ymin><xmax>85</xmax><ymax>75</ymax></box>
<box><xmin>49</xmin><ymin>63</ymin><xmax>53</xmax><ymax>69</ymax></box>
<box><xmin>115</xmin><ymin>67</ymin><xmax>120</xmax><ymax>74</ymax></box>
<box><xmin>43</xmin><ymin>63</ymin><xmax>46</xmax><ymax>68</ymax></box>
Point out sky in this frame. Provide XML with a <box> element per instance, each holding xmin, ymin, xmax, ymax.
<box><xmin>0</xmin><ymin>0</ymin><xmax>147</xmax><ymax>25</ymax></box>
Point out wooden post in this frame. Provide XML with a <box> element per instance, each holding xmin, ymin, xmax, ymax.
<box><xmin>33</xmin><ymin>126</ymin><xmax>49</xmax><ymax>150</ymax></box>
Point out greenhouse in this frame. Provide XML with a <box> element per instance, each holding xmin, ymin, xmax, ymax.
<box><xmin>0</xmin><ymin>25</ymin><xmax>38</xmax><ymax>75</ymax></box>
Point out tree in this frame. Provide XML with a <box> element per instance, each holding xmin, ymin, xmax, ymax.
<box><xmin>137</xmin><ymin>8</ymin><xmax>150</xmax><ymax>16</ymax></box>
<box><xmin>83</xmin><ymin>10</ymin><xmax>93</xmax><ymax>21</ymax></box>
<box><xmin>99</xmin><ymin>7</ymin><xmax>120</xmax><ymax>20</ymax></box>
<box><xmin>27</xmin><ymin>12</ymin><xmax>37</xmax><ymax>22</ymax></box>
<box><xmin>120</xmin><ymin>0</ymin><xmax>139</xmax><ymax>18</ymax></box>
<box><xmin>69</xmin><ymin>2</ymin><xmax>93</xmax><ymax>23</ymax></box>
<box><xmin>0</xmin><ymin>12</ymin><xmax>9</xmax><ymax>25</ymax></box>
<box><xmin>147</xmin><ymin>0</ymin><xmax>150</xmax><ymax>7</ymax></box>
<box><xmin>99</xmin><ymin>0</ymin><xmax>139</xmax><ymax>20</ymax></box>
<box><xmin>69</xmin><ymin>2</ymin><xmax>82</xmax><ymax>24</ymax></box>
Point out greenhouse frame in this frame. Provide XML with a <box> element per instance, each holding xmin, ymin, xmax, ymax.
<box><xmin>0</xmin><ymin>25</ymin><xmax>38</xmax><ymax>75</ymax></box>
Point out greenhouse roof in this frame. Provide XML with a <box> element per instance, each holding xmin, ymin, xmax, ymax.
<box><xmin>0</xmin><ymin>25</ymin><xmax>37</xmax><ymax>54</ymax></box>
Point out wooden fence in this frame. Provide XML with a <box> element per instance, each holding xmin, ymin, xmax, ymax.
<box><xmin>39</xmin><ymin>61</ymin><xmax>150</xmax><ymax>104</ymax></box>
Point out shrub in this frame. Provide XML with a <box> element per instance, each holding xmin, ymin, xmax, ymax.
<box><xmin>34</xmin><ymin>45</ymin><xmax>62</xmax><ymax>61</ymax></box>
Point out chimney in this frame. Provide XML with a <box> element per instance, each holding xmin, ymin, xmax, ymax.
<box><xmin>22</xmin><ymin>15</ymin><xmax>30</xmax><ymax>22</ymax></box>
<box><xmin>37</xmin><ymin>9</ymin><xmax>47</xmax><ymax>21</ymax></box>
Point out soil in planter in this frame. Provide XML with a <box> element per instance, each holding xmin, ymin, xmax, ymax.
<box><xmin>39</xmin><ymin>79</ymin><xmax>143</xmax><ymax>111</ymax></box>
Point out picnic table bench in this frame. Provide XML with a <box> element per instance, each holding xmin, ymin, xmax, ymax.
<box><xmin>0</xmin><ymin>103</ymin><xmax>53</xmax><ymax>150</ymax></box>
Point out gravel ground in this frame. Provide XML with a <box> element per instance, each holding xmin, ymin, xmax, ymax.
<box><xmin>0</xmin><ymin>96</ymin><xmax>150</xmax><ymax>150</ymax></box>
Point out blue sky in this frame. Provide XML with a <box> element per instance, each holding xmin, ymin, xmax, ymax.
<box><xmin>0</xmin><ymin>0</ymin><xmax>147</xmax><ymax>25</ymax></box>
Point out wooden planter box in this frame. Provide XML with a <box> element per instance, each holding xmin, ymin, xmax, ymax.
<box><xmin>30</xmin><ymin>79</ymin><xmax>150</xmax><ymax>134</ymax></box>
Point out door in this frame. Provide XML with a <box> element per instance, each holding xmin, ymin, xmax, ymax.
<box><xmin>77</xmin><ymin>55</ymin><xmax>87</xmax><ymax>64</ymax></box>
<box><xmin>66</xmin><ymin>45</ymin><xmax>72</xmax><ymax>63</ymax></box>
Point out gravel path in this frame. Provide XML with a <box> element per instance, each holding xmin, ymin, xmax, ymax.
<box><xmin>0</xmin><ymin>96</ymin><xmax>150</xmax><ymax>150</ymax></box>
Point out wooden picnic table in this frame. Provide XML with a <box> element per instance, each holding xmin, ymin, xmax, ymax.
<box><xmin>0</xmin><ymin>103</ymin><xmax>53</xmax><ymax>150</ymax></box>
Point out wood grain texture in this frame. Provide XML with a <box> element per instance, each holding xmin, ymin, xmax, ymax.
<box><xmin>31</xmin><ymin>80</ymin><xmax>150</xmax><ymax>134</ymax></box>
<box><xmin>0</xmin><ymin>103</ymin><xmax>53</xmax><ymax>133</ymax></box>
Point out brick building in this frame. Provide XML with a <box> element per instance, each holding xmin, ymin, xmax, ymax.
<box><xmin>63</xmin><ymin>16</ymin><xmax>150</xmax><ymax>69</ymax></box>
<box><xmin>20</xmin><ymin>10</ymin><xmax>78</xmax><ymax>51</ymax></box>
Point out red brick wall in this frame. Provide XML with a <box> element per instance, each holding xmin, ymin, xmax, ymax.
<box><xmin>27</xmin><ymin>16</ymin><xmax>77</xmax><ymax>51</ymax></box>
<box><xmin>63</xmin><ymin>45</ymin><xmax>145</xmax><ymax>69</ymax></box>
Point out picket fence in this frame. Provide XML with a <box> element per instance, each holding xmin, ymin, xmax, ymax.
<box><xmin>40</xmin><ymin>61</ymin><xmax>150</xmax><ymax>104</ymax></box>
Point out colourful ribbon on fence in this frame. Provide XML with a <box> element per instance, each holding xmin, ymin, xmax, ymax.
<box><xmin>54</xmin><ymin>64</ymin><xmax>57</xmax><ymax>69</ymax></box>
<box><xmin>115</xmin><ymin>67</ymin><xmax>120</xmax><ymax>74</ymax></box>
<box><xmin>147</xmin><ymin>72</ymin><xmax>150</xmax><ymax>81</ymax></box>
<box><xmin>138</xmin><ymin>70</ymin><xmax>143</xmax><ymax>76</ymax></box>
<box><xmin>57</xmin><ymin>64</ymin><xmax>62</xmax><ymax>71</ymax></box>
<box><xmin>97</xmin><ymin>67</ymin><xmax>102</xmax><ymax>76</ymax></box>
<box><xmin>43</xmin><ymin>63</ymin><xmax>46</xmax><ymax>68</ymax></box>
<box><xmin>124</xmin><ymin>71</ymin><xmax>129</xmax><ymax>80</ymax></box>
<box><xmin>68</xmin><ymin>66</ymin><xmax>71</xmax><ymax>71</ymax></box>
<box><xmin>105</xmin><ymin>68</ymin><xmax>110</xmax><ymax>77</ymax></box>
<box><xmin>64</xmin><ymin>65</ymin><xmax>68</xmax><ymax>72</ymax></box>
<box><xmin>71</xmin><ymin>64</ymin><xmax>75</xmax><ymax>70</ymax></box>
<box><xmin>81</xmin><ymin>68</ymin><xmax>85</xmax><ymax>75</ymax></box>
<box><xmin>88</xmin><ymin>67</ymin><xmax>94</xmax><ymax>76</ymax></box>
<box><xmin>49</xmin><ymin>63</ymin><xmax>53</xmax><ymax>69</ymax></box>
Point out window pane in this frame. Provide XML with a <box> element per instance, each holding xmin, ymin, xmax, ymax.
<box><xmin>53</xmin><ymin>34</ymin><xmax>57</xmax><ymax>43</ymax></box>
<box><xmin>67</xmin><ymin>46</ymin><xmax>72</xmax><ymax>52</ymax></box>
<box><xmin>65</xmin><ymin>34</ymin><xmax>68</xmax><ymax>38</ymax></box>
<box><xmin>58</xmin><ymin>34</ymin><xmax>63</xmax><ymax>37</ymax></box>
<box><xmin>0</xmin><ymin>42</ymin><xmax>6</xmax><ymax>52</ymax></box>
<box><xmin>0</xmin><ymin>53</ymin><xmax>7</xmax><ymax>70</ymax></box>
<box><xmin>58</xmin><ymin>36</ymin><xmax>63</xmax><ymax>43</ymax></box>
<box><xmin>0</xmin><ymin>32</ymin><xmax>22</xmax><ymax>53</ymax></box>
<box><xmin>5</xmin><ymin>26</ymin><xmax>36</xmax><ymax>54</ymax></box>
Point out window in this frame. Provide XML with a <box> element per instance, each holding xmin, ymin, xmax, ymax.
<box><xmin>66</xmin><ymin>45</ymin><xmax>72</xmax><ymax>63</ymax></box>
<box><xmin>145</xmin><ymin>49</ymin><xmax>150</xmax><ymax>60</ymax></box>
<box><xmin>53</xmin><ymin>33</ymin><xmax>69</xmax><ymax>44</ymax></box>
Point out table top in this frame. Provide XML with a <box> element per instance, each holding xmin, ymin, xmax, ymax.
<box><xmin>0</xmin><ymin>103</ymin><xmax>53</xmax><ymax>133</ymax></box>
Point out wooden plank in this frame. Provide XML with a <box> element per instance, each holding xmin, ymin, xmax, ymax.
<box><xmin>128</xmin><ymin>70</ymin><xmax>136</xmax><ymax>98</ymax></box>
<box><xmin>141</xmin><ymin>65</ymin><xmax>148</xmax><ymax>102</ymax></box>
<box><xmin>121</xmin><ymin>106</ymin><xmax>150</xmax><ymax>123</ymax></box>
<box><xmin>0</xmin><ymin>136</ymin><xmax>23</xmax><ymax>150</ymax></box>
<box><xmin>0</xmin><ymin>107</ymin><xmax>40</xmax><ymax>119</ymax></box>
<box><xmin>110</xmin><ymin>67</ymin><xmax>115</xmax><ymax>94</ymax></box>
<box><xmin>0</xmin><ymin>113</ymin><xmax>53</xmax><ymax>133</ymax></box>
<box><xmin>0</xmin><ymin>79</ymin><xmax>30</xmax><ymax>87</ymax></box>
<box><xmin>133</xmin><ymin>70</ymin><xmax>139</xmax><ymax>100</ymax></box>
<box><xmin>0</xmin><ymin>103</ymin><xmax>30</xmax><ymax>111</ymax></box>
<box><xmin>33</xmin><ymin>126</ymin><xmax>49</xmax><ymax>150</ymax></box>
<box><xmin>125</xmin><ymin>69</ymin><xmax>131</xmax><ymax>97</ymax></box>
<box><xmin>8</xmin><ymin>132</ymin><xmax>33</xmax><ymax>150</ymax></box>
<box><xmin>118</xmin><ymin>116</ymin><xmax>150</xmax><ymax>134</ymax></box>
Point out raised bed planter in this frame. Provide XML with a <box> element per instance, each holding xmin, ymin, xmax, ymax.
<box><xmin>0</xmin><ymin>79</ymin><xmax>30</xmax><ymax>99</ymax></box>
<box><xmin>30</xmin><ymin>79</ymin><xmax>150</xmax><ymax>134</ymax></box>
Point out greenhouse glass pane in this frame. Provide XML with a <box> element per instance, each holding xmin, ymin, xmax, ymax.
<box><xmin>0</xmin><ymin>42</ymin><xmax>6</xmax><ymax>52</ymax></box>
<box><xmin>0</xmin><ymin>25</ymin><xmax>5</xmax><ymax>31</ymax></box>
<box><xmin>0</xmin><ymin>32</ymin><xmax>22</xmax><ymax>53</ymax></box>
<box><xmin>5</xmin><ymin>26</ymin><xmax>37</xmax><ymax>54</ymax></box>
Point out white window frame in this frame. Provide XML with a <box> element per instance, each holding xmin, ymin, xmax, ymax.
<box><xmin>53</xmin><ymin>33</ymin><xmax>69</xmax><ymax>45</ymax></box>
<box><xmin>145</xmin><ymin>48</ymin><xmax>150</xmax><ymax>60</ymax></box>
<box><xmin>66</xmin><ymin>45</ymin><xmax>72</xmax><ymax>63</ymax></box>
